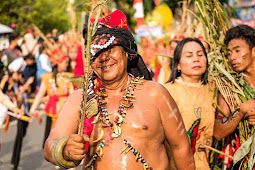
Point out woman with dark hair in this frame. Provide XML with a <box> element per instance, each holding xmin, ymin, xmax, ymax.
<box><xmin>164</xmin><ymin>38</ymin><xmax>215</xmax><ymax>170</ymax></box>
<box><xmin>29</xmin><ymin>48</ymin><xmax>73</xmax><ymax>148</ymax></box>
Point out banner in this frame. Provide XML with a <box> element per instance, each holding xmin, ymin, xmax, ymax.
<box><xmin>229</xmin><ymin>0</ymin><xmax>255</xmax><ymax>7</ymax></box>
<box><xmin>236</xmin><ymin>7</ymin><xmax>255</xmax><ymax>20</ymax></box>
<box><xmin>136</xmin><ymin>25</ymin><xmax>163</xmax><ymax>37</ymax></box>
<box><xmin>133</xmin><ymin>0</ymin><xmax>144</xmax><ymax>30</ymax></box>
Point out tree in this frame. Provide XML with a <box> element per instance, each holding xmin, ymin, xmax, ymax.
<box><xmin>0</xmin><ymin>0</ymin><xmax>71</xmax><ymax>35</ymax></box>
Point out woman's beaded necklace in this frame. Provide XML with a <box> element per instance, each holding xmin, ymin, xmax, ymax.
<box><xmin>85</xmin><ymin>74</ymin><xmax>152</xmax><ymax>170</ymax></box>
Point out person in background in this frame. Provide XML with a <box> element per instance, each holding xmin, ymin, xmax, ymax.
<box><xmin>164</xmin><ymin>38</ymin><xmax>215</xmax><ymax>170</ymax></box>
<box><xmin>35</xmin><ymin>38</ymin><xmax>52</xmax><ymax>86</ymax></box>
<box><xmin>138</xmin><ymin>37</ymin><xmax>154</xmax><ymax>78</ymax></box>
<box><xmin>11</xmin><ymin>53</ymin><xmax>37</xmax><ymax>170</ymax></box>
<box><xmin>214</xmin><ymin>24</ymin><xmax>255</xmax><ymax>169</ymax></box>
<box><xmin>158</xmin><ymin>35</ymin><xmax>183</xmax><ymax>84</ymax></box>
<box><xmin>29</xmin><ymin>48</ymin><xmax>73</xmax><ymax>148</ymax></box>
<box><xmin>1</xmin><ymin>32</ymin><xmax>21</xmax><ymax>69</ymax></box>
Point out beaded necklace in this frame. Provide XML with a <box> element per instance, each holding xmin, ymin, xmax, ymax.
<box><xmin>85</xmin><ymin>74</ymin><xmax>152</xmax><ymax>170</ymax></box>
<box><xmin>98</xmin><ymin>74</ymin><xmax>136</xmax><ymax>138</ymax></box>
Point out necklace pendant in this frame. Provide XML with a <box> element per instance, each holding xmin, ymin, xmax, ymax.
<box><xmin>115</xmin><ymin>113</ymin><xmax>124</xmax><ymax>123</ymax></box>
<box><xmin>120</xmin><ymin>100</ymin><xmax>133</xmax><ymax>108</ymax></box>
<box><xmin>91</xmin><ymin>113</ymin><xmax>101</xmax><ymax>124</ymax></box>
<box><xmin>132</xmin><ymin>81</ymin><xmax>143</xmax><ymax>85</ymax></box>
<box><xmin>96</xmin><ymin>91</ymin><xmax>108</xmax><ymax>97</ymax></box>
<box><xmin>112</xmin><ymin>124</ymin><xmax>121</xmax><ymax>138</ymax></box>
<box><xmin>99</xmin><ymin>100</ymin><xmax>107</xmax><ymax>105</ymax></box>
<box><xmin>126</xmin><ymin>94</ymin><xmax>135</xmax><ymax>98</ymax></box>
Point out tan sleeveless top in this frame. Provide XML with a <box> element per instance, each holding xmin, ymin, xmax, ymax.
<box><xmin>164</xmin><ymin>78</ymin><xmax>215</xmax><ymax>170</ymax></box>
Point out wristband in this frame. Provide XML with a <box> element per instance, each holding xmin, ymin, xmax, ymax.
<box><xmin>52</xmin><ymin>136</ymin><xmax>81</xmax><ymax>169</ymax></box>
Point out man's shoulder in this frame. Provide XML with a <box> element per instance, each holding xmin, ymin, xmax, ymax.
<box><xmin>66</xmin><ymin>89</ymin><xmax>83</xmax><ymax>104</ymax></box>
<box><xmin>142</xmin><ymin>80</ymin><xmax>170</xmax><ymax>97</ymax></box>
<box><xmin>143</xmin><ymin>80</ymin><xmax>164</xmax><ymax>88</ymax></box>
<box><xmin>70</xmin><ymin>89</ymin><xmax>83</xmax><ymax>98</ymax></box>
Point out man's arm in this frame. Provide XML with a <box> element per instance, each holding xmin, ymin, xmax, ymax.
<box><xmin>156</xmin><ymin>85</ymin><xmax>195</xmax><ymax>170</ymax></box>
<box><xmin>17</xmin><ymin>76</ymin><xmax>35</xmax><ymax>98</ymax></box>
<box><xmin>44</xmin><ymin>89</ymin><xmax>88</xmax><ymax>164</ymax></box>
<box><xmin>0</xmin><ymin>74</ymin><xmax>8</xmax><ymax>90</ymax></box>
<box><xmin>29</xmin><ymin>81</ymin><xmax>47</xmax><ymax>115</ymax></box>
<box><xmin>214</xmin><ymin>94</ymin><xmax>253</xmax><ymax>140</ymax></box>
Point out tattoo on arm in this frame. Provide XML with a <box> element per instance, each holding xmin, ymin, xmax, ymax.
<box><xmin>219</xmin><ymin>108</ymin><xmax>240</xmax><ymax>125</ymax></box>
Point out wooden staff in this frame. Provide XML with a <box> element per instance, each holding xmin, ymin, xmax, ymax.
<box><xmin>78</xmin><ymin>0</ymin><xmax>106</xmax><ymax>135</ymax></box>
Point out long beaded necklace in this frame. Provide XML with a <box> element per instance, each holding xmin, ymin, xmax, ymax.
<box><xmin>98</xmin><ymin>74</ymin><xmax>136</xmax><ymax>137</ymax></box>
<box><xmin>85</xmin><ymin>74</ymin><xmax>152</xmax><ymax>170</ymax></box>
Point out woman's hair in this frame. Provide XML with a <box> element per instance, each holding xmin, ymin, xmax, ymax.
<box><xmin>52</xmin><ymin>57</ymin><xmax>72</xmax><ymax>87</ymax></box>
<box><xmin>168</xmin><ymin>37</ymin><xmax>208</xmax><ymax>84</ymax></box>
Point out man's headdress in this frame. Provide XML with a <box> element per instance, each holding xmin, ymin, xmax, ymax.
<box><xmin>83</xmin><ymin>10</ymin><xmax>152</xmax><ymax>80</ymax></box>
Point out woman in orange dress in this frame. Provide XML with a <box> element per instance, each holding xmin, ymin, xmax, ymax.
<box><xmin>29</xmin><ymin>48</ymin><xmax>73</xmax><ymax>147</ymax></box>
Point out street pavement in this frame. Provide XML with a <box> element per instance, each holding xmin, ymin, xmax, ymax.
<box><xmin>0</xmin><ymin>114</ymin><xmax>83</xmax><ymax>170</ymax></box>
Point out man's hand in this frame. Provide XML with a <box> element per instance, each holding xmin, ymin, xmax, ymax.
<box><xmin>240</xmin><ymin>99</ymin><xmax>255</xmax><ymax>125</ymax></box>
<box><xmin>29</xmin><ymin>111</ymin><xmax>42</xmax><ymax>124</ymax></box>
<box><xmin>16</xmin><ymin>93</ymin><xmax>22</xmax><ymax>102</ymax></box>
<box><xmin>12</xmin><ymin>107</ymin><xmax>24</xmax><ymax>116</ymax></box>
<box><xmin>63</xmin><ymin>134</ymin><xmax>89</xmax><ymax>161</ymax></box>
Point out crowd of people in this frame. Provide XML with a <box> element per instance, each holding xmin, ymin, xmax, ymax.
<box><xmin>1</xmin><ymin>9</ymin><xmax>255</xmax><ymax>170</ymax></box>
<box><xmin>0</xmin><ymin>27</ymin><xmax>83</xmax><ymax>169</ymax></box>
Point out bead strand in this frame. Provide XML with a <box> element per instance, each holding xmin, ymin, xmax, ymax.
<box><xmin>123</xmin><ymin>139</ymin><xmax>152</xmax><ymax>170</ymax></box>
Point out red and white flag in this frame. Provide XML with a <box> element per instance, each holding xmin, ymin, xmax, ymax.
<box><xmin>133</xmin><ymin>0</ymin><xmax>144</xmax><ymax>30</ymax></box>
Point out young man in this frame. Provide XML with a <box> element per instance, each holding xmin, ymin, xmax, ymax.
<box><xmin>44</xmin><ymin>10</ymin><xmax>195</xmax><ymax>170</ymax></box>
<box><xmin>214</xmin><ymin>25</ymin><xmax>255</xmax><ymax>140</ymax></box>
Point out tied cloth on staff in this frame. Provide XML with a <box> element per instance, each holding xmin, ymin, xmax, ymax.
<box><xmin>82</xmin><ymin>10</ymin><xmax>152</xmax><ymax>153</ymax></box>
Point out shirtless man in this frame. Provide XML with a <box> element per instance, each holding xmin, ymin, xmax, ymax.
<box><xmin>44</xmin><ymin>10</ymin><xmax>195</xmax><ymax>170</ymax></box>
<box><xmin>214</xmin><ymin>25</ymin><xmax>255</xmax><ymax>140</ymax></box>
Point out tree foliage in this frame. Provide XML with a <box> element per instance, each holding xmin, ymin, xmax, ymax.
<box><xmin>0</xmin><ymin>0</ymin><xmax>71</xmax><ymax>35</ymax></box>
<box><xmin>0</xmin><ymin>0</ymin><xmax>228</xmax><ymax>35</ymax></box>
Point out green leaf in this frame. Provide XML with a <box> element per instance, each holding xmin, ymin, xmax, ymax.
<box><xmin>214</xmin><ymin>62</ymin><xmax>245</xmax><ymax>97</ymax></box>
<box><xmin>68</xmin><ymin>76</ymin><xmax>84</xmax><ymax>89</ymax></box>
<box><xmin>248</xmin><ymin>126</ymin><xmax>255</xmax><ymax>169</ymax></box>
<box><xmin>233</xmin><ymin>133</ymin><xmax>254</xmax><ymax>164</ymax></box>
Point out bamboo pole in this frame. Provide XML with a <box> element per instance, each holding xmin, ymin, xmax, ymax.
<box><xmin>154</xmin><ymin>53</ymin><xmax>173</xmax><ymax>58</ymax></box>
<box><xmin>199</xmin><ymin>145</ymin><xmax>233</xmax><ymax>159</ymax></box>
